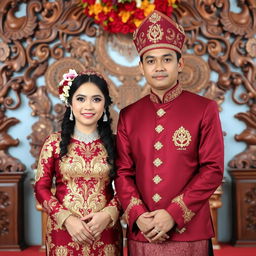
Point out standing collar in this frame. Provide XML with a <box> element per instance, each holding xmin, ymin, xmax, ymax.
<box><xmin>150</xmin><ymin>82</ymin><xmax>183</xmax><ymax>104</ymax></box>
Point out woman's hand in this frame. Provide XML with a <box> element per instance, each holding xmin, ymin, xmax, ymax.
<box><xmin>81</xmin><ymin>212</ymin><xmax>111</xmax><ymax>239</ymax></box>
<box><xmin>64</xmin><ymin>215</ymin><xmax>94</xmax><ymax>244</ymax></box>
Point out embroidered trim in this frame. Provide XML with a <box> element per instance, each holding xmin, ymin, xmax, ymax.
<box><xmin>124</xmin><ymin>196</ymin><xmax>143</xmax><ymax>223</ymax></box>
<box><xmin>152</xmin><ymin>193</ymin><xmax>162</xmax><ymax>203</ymax></box>
<box><xmin>101</xmin><ymin>206</ymin><xmax>119</xmax><ymax>228</ymax></box>
<box><xmin>150</xmin><ymin>83</ymin><xmax>183</xmax><ymax>104</ymax></box>
<box><xmin>172</xmin><ymin>194</ymin><xmax>195</xmax><ymax>223</ymax></box>
<box><xmin>73</xmin><ymin>128</ymin><xmax>100</xmax><ymax>144</ymax></box>
<box><xmin>153</xmin><ymin>175</ymin><xmax>162</xmax><ymax>184</ymax></box>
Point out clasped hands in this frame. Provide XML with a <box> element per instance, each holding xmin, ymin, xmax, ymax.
<box><xmin>136</xmin><ymin>209</ymin><xmax>175</xmax><ymax>243</ymax></box>
<box><xmin>64</xmin><ymin>211</ymin><xmax>111</xmax><ymax>244</ymax></box>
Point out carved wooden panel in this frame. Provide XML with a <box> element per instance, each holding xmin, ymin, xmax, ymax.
<box><xmin>0</xmin><ymin>0</ymin><xmax>255</xmax><ymax>248</ymax></box>
<box><xmin>0</xmin><ymin>173</ymin><xmax>26</xmax><ymax>250</ymax></box>
<box><xmin>229</xmin><ymin>169</ymin><xmax>256</xmax><ymax>246</ymax></box>
<box><xmin>0</xmin><ymin>0</ymin><xmax>254</xmax><ymax>171</ymax></box>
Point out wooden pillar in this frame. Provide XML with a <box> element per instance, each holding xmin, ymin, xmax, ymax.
<box><xmin>0</xmin><ymin>172</ymin><xmax>26</xmax><ymax>251</ymax></box>
<box><xmin>229</xmin><ymin>169</ymin><xmax>256</xmax><ymax>246</ymax></box>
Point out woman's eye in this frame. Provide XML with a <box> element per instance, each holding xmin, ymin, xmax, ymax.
<box><xmin>76</xmin><ymin>97</ymin><xmax>85</xmax><ymax>102</ymax></box>
<box><xmin>93</xmin><ymin>97</ymin><xmax>102</xmax><ymax>102</ymax></box>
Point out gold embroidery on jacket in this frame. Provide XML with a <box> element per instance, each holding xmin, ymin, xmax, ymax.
<box><xmin>35</xmin><ymin>133</ymin><xmax>60</xmax><ymax>182</ymax></box>
<box><xmin>172</xmin><ymin>126</ymin><xmax>192</xmax><ymax>149</ymax></box>
<box><xmin>60</xmin><ymin>142</ymin><xmax>111</xmax><ymax>218</ymax></box>
<box><xmin>152</xmin><ymin>193</ymin><xmax>162</xmax><ymax>203</ymax></box>
<box><xmin>124</xmin><ymin>197</ymin><xmax>143</xmax><ymax>223</ymax></box>
<box><xmin>101</xmin><ymin>206</ymin><xmax>119</xmax><ymax>228</ymax></box>
<box><xmin>55</xmin><ymin>245</ymin><xmax>68</xmax><ymax>256</ymax></box>
<box><xmin>172</xmin><ymin>194</ymin><xmax>195</xmax><ymax>223</ymax></box>
<box><xmin>104</xmin><ymin>244</ymin><xmax>117</xmax><ymax>255</ymax></box>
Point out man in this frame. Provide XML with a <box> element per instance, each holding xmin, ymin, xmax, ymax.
<box><xmin>115</xmin><ymin>10</ymin><xmax>224</xmax><ymax>256</ymax></box>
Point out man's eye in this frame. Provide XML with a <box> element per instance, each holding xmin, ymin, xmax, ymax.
<box><xmin>147</xmin><ymin>59</ymin><xmax>154</xmax><ymax>64</ymax></box>
<box><xmin>164</xmin><ymin>58</ymin><xmax>172</xmax><ymax>62</ymax></box>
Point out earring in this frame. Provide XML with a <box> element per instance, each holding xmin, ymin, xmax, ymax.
<box><xmin>103</xmin><ymin>111</ymin><xmax>108</xmax><ymax>122</ymax></box>
<box><xmin>69</xmin><ymin>108</ymin><xmax>74</xmax><ymax>121</ymax></box>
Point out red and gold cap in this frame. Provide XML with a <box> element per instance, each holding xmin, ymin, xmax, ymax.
<box><xmin>133</xmin><ymin>10</ymin><xmax>185</xmax><ymax>56</ymax></box>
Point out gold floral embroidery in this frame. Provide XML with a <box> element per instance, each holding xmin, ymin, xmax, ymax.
<box><xmin>156</xmin><ymin>108</ymin><xmax>166</xmax><ymax>117</ymax></box>
<box><xmin>124</xmin><ymin>197</ymin><xmax>143</xmax><ymax>223</ymax></box>
<box><xmin>35</xmin><ymin>134</ymin><xmax>60</xmax><ymax>182</ymax></box>
<box><xmin>55</xmin><ymin>245</ymin><xmax>68</xmax><ymax>256</ymax></box>
<box><xmin>54</xmin><ymin>209</ymin><xmax>72</xmax><ymax>229</ymax></box>
<box><xmin>153</xmin><ymin>158</ymin><xmax>163</xmax><ymax>167</ymax></box>
<box><xmin>152</xmin><ymin>193</ymin><xmax>162</xmax><ymax>203</ymax></box>
<box><xmin>153</xmin><ymin>175</ymin><xmax>162</xmax><ymax>184</ymax></box>
<box><xmin>104</xmin><ymin>244</ymin><xmax>117</xmax><ymax>255</ymax></box>
<box><xmin>163</xmin><ymin>84</ymin><xmax>182</xmax><ymax>103</ymax></box>
<box><xmin>43</xmin><ymin>196</ymin><xmax>57</xmax><ymax>213</ymax></box>
<box><xmin>154</xmin><ymin>141</ymin><xmax>163</xmax><ymax>150</ymax></box>
<box><xmin>172</xmin><ymin>194</ymin><xmax>195</xmax><ymax>223</ymax></box>
<box><xmin>101</xmin><ymin>206</ymin><xmax>119</xmax><ymax>228</ymax></box>
<box><xmin>155</xmin><ymin>125</ymin><xmax>164</xmax><ymax>133</ymax></box>
<box><xmin>172</xmin><ymin>126</ymin><xmax>192</xmax><ymax>149</ymax></box>
<box><xmin>150</xmin><ymin>83</ymin><xmax>182</xmax><ymax>104</ymax></box>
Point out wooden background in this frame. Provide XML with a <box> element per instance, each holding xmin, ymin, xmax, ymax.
<box><xmin>0</xmin><ymin>0</ymin><xmax>255</xmax><ymax>247</ymax></box>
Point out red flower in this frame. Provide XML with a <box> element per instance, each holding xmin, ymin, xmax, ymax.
<box><xmin>123</xmin><ymin>1</ymin><xmax>136</xmax><ymax>11</ymax></box>
<box><xmin>155</xmin><ymin>0</ymin><xmax>168</xmax><ymax>14</ymax></box>
<box><xmin>134</xmin><ymin>9</ymin><xmax>145</xmax><ymax>19</ymax></box>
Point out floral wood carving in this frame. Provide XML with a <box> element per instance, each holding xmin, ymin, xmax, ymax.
<box><xmin>244</xmin><ymin>186</ymin><xmax>256</xmax><ymax>232</ymax></box>
<box><xmin>0</xmin><ymin>0</ymin><xmax>255</xmax><ymax>170</ymax></box>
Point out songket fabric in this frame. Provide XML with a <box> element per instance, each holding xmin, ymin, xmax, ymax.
<box><xmin>115</xmin><ymin>83</ymin><xmax>224</xmax><ymax>251</ymax></box>
<box><xmin>34</xmin><ymin>132</ymin><xmax>122</xmax><ymax>256</ymax></box>
<box><xmin>129</xmin><ymin>239</ymin><xmax>209</xmax><ymax>256</ymax></box>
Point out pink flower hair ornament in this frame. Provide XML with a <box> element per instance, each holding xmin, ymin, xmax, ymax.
<box><xmin>58</xmin><ymin>69</ymin><xmax>107</xmax><ymax>106</ymax></box>
<box><xmin>58</xmin><ymin>69</ymin><xmax>78</xmax><ymax>105</ymax></box>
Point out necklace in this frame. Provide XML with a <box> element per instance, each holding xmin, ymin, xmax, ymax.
<box><xmin>73</xmin><ymin>128</ymin><xmax>100</xmax><ymax>144</ymax></box>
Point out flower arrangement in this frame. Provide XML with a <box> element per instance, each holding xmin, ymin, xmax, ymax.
<box><xmin>58</xmin><ymin>69</ymin><xmax>78</xmax><ymax>105</ymax></box>
<box><xmin>81</xmin><ymin>0</ymin><xmax>177</xmax><ymax>34</ymax></box>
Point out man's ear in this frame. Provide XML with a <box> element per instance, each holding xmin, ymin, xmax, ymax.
<box><xmin>178</xmin><ymin>57</ymin><xmax>184</xmax><ymax>72</ymax></box>
<box><xmin>139</xmin><ymin>61</ymin><xmax>144</xmax><ymax>76</ymax></box>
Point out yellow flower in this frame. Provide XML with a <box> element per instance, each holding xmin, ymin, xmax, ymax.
<box><xmin>142</xmin><ymin>2</ymin><xmax>155</xmax><ymax>17</ymax></box>
<box><xmin>88</xmin><ymin>3</ymin><xmax>103</xmax><ymax>16</ymax></box>
<box><xmin>168</xmin><ymin>0</ymin><xmax>176</xmax><ymax>4</ymax></box>
<box><xmin>134</xmin><ymin>19</ymin><xmax>142</xmax><ymax>27</ymax></box>
<box><xmin>119</xmin><ymin>10</ymin><xmax>131</xmax><ymax>23</ymax></box>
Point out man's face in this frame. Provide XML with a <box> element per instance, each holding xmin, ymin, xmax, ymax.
<box><xmin>139</xmin><ymin>48</ymin><xmax>184</xmax><ymax>96</ymax></box>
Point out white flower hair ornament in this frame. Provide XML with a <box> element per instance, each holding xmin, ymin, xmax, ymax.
<box><xmin>58</xmin><ymin>69</ymin><xmax>78</xmax><ymax>105</ymax></box>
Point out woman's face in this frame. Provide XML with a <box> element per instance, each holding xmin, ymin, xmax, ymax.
<box><xmin>71</xmin><ymin>82</ymin><xmax>105</xmax><ymax>133</ymax></box>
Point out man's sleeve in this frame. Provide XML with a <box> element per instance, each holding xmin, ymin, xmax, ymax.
<box><xmin>166</xmin><ymin>100</ymin><xmax>224</xmax><ymax>231</ymax></box>
<box><xmin>114</xmin><ymin>110</ymin><xmax>148</xmax><ymax>231</ymax></box>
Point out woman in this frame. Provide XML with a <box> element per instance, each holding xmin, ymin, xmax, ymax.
<box><xmin>34</xmin><ymin>69</ymin><xmax>122</xmax><ymax>255</ymax></box>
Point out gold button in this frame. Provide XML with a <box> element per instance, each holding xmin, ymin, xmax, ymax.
<box><xmin>153</xmin><ymin>158</ymin><xmax>163</xmax><ymax>167</ymax></box>
<box><xmin>153</xmin><ymin>175</ymin><xmax>162</xmax><ymax>184</ymax></box>
<box><xmin>152</xmin><ymin>193</ymin><xmax>162</xmax><ymax>202</ymax></box>
<box><xmin>154</xmin><ymin>141</ymin><xmax>163</xmax><ymax>150</ymax></box>
<box><xmin>155</xmin><ymin>125</ymin><xmax>164</xmax><ymax>133</ymax></box>
<box><xmin>157</xmin><ymin>108</ymin><xmax>166</xmax><ymax>117</ymax></box>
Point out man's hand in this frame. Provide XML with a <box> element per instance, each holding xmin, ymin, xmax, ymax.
<box><xmin>144</xmin><ymin>209</ymin><xmax>175</xmax><ymax>242</ymax></box>
<box><xmin>136</xmin><ymin>212</ymin><xmax>154</xmax><ymax>235</ymax></box>
<box><xmin>64</xmin><ymin>215</ymin><xmax>94</xmax><ymax>244</ymax></box>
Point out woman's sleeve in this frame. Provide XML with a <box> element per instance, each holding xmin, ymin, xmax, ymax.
<box><xmin>34</xmin><ymin>134</ymin><xmax>72</xmax><ymax>228</ymax></box>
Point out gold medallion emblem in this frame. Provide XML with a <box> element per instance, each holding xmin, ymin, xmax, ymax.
<box><xmin>147</xmin><ymin>24</ymin><xmax>163</xmax><ymax>44</ymax></box>
<box><xmin>172</xmin><ymin>126</ymin><xmax>191</xmax><ymax>149</ymax></box>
